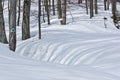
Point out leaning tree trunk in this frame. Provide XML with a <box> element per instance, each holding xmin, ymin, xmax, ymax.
<box><xmin>9</xmin><ymin>0</ymin><xmax>17</xmax><ymax>51</ymax></box>
<box><xmin>22</xmin><ymin>0</ymin><xmax>31</xmax><ymax>40</ymax></box>
<box><xmin>0</xmin><ymin>0</ymin><xmax>8</xmax><ymax>44</ymax></box>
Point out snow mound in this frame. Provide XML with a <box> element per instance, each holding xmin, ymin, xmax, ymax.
<box><xmin>1</xmin><ymin>43</ymin><xmax>120</xmax><ymax>80</ymax></box>
<box><xmin>16</xmin><ymin>25</ymin><xmax>120</xmax><ymax>67</ymax></box>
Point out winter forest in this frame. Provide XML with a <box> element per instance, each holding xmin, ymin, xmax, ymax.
<box><xmin>0</xmin><ymin>0</ymin><xmax>120</xmax><ymax>80</ymax></box>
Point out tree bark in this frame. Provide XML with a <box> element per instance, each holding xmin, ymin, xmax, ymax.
<box><xmin>85</xmin><ymin>0</ymin><xmax>88</xmax><ymax>14</ymax></box>
<box><xmin>45</xmin><ymin>0</ymin><xmax>50</xmax><ymax>25</ymax></box>
<box><xmin>52</xmin><ymin>0</ymin><xmax>55</xmax><ymax>15</ymax></box>
<box><xmin>38</xmin><ymin>0</ymin><xmax>41</xmax><ymax>39</ymax></box>
<box><xmin>22</xmin><ymin>0</ymin><xmax>31</xmax><ymax>40</ymax></box>
<box><xmin>94</xmin><ymin>0</ymin><xmax>98</xmax><ymax>14</ymax></box>
<box><xmin>17</xmin><ymin>0</ymin><xmax>21</xmax><ymax>26</ymax></box>
<box><xmin>104</xmin><ymin>0</ymin><xmax>107</xmax><ymax>10</ymax></box>
<box><xmin>61</xmin><ymin>0</ymin><xmax>67</xmax><ymax>25</ymax></box>
<box><xmin>90</xmin><ymin>0</ymin><xmax>94</xmax><ymax>18</ymax></box>
<box><xmin>111</xmin><ymin>0</ymin><xmax>117</xmax><ymax>24</ymax></box>
<box><xmin>107</xmin><ymin>0</ymin><xmax>110</xmax><ymax>10</ymax></box>
<box><xmin>78</xmin><ymin>0</ymin><xmax>82</xmax><ymax>4</ymax></box>
<box><xmin>57</xmin><ymin>0</ymin><xmax>62</xmax><ymax>19</ymax></box>
<box><xmin>9</xmin><ymin>0</ymin><xmax>17</xmax><ymax>51</ymax></box>
<box><xmin>0</xmin><ymin>0</ymin><xmax>8</xmax><ymax>44</ymax></box>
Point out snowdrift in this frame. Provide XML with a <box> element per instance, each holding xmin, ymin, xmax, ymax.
<box><xmin>1</xmin><ymin>43</ymin><xmax>120</xmax><ymax>80</ymax></box>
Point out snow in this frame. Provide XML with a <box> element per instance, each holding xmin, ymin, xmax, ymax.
<box><xmin>1</xmin><ymin>43</ymin><xmax>120</xmax><ymax>80</ymax></box>
<box><xmin>1</xmin><ymin>0</ymin><xmax>120</xmax><ymax>80</ymax></box>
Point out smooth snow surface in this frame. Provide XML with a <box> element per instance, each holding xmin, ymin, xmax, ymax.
<box><xmin>1</xmin><ymin>0</ymin><xmax>120</xmax><ymax>80</ymax></box>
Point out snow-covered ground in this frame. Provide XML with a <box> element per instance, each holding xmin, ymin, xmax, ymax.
<box><xmin>2</xmin><ymin>43</ymin><xmax>120</xmax><ymax>80</ymax></box>
<box><xmin>1</xmin><ymin>1</ymin><xmax>120</xmax><ymax>80</ymax></box>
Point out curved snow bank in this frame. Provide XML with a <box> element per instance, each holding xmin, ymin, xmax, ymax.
<box><xmin>0</xmin><ymin>44</ymin><xmax>120</xmax><ymax>80</ymax></box>
<box><xmin>15</xmin><ymin>22</ymin><xmax>120</xmax><ymax>80</ymax></box>
<box><xmin>16</xmin><ymin>25</ymin><xmax>120</xmax><ymax>67</ymax></box>
<box><xmin>1</xmin><ymin>43</ymin><xmax>120</xmax><ymax>80</ymax></box>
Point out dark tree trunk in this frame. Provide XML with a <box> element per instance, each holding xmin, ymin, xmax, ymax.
<box><xmin>22</xmin><ymin>0</ymin><xmax>31</xmax><ymax>40</ymax></box>
<box><xmin>61</xmin><ymin>0</ymin><xmax>67</xmax><ymax>25</ymax></box>
<box><xmin>78</xmin><ymin>0</ymin><xmax>82</xmax><ymax>4</ymax></box>
<box><xmin>90</xmin><ymin>0</ymin><xmax>94</xmax><ymax>18</ymax></box>
<box><xmin>9</xmin><ymin>0</ymin><xmax>17</xmax><ymax>51</ymax></box>
<box><xmin>42</xmin><ymin>1</ymin><xmax>45</xmax><ymax>23</ymax></box>
<box><xmin>17</xmin><ymin>0</ymin><xmax>21</xmax><ymax>26</ymax></box>
<box><xmin>0</xmin><ymin>0</ymin><xmax>8</xmax><ymax>44</ymax></box>
<box><xmin>85</xmin><ymin>0</ymin><xmax>88</xmax><ymax>14</ymax></box>
<box><xmin>94</xmin><ymin>0</ymin><xmax>98</xmax><ymax>14</ymax></box>
<box><xmin>112</xmin><ymin>0</ymin><xmax>117</xmax><ymax>26</ymax></box>
<box><xmin>104</xmin><ymin>0</ymin><xmax>107</xmax><ymax>10</ymax></box>
<box><xmin>52</xmin><ymin>0</ymin><xmax>55</xmax><ymax>15</ymax></box>
<box><xmin>57</xmin><ymin>0</ymin><xmax>62</xmax><ymax>19</ymax></box>
<box><xmin>38</xmin><ymin>0</ymin><xmax>41</xmax><ymax>39</ymax></box>
<box><xmin>107</xmin><ymin>0</ymin><xmax>110</xmax><ymax>10</ymax></box>
<box><xmin>45</xmin><ymin>0</ymin><xmax>50</xmax><ymax>25</ymax></box>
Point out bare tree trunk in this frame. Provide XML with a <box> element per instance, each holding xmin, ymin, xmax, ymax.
<box><xmin>0</xmin><ymin>0</ymin><xmax>8</xmax><ymax>44</ymax></box>
<box><xmin>22</xmin><ymin>0</ymin><xmax>31</xmax><ymax>40</ymax></box>
<box><xmin>52</xmin><ymin>0</ymin><xmax>55</xmax><ymax>15</ymax></box>
<box><xmin>38</xmin><ymin>0</ymin><xmax>41</xmax><ymax>39</ymax></box>
<box><xmin>8</xmin><ymin>0</ymin><xmax>10</xmax><ymax>25</ymax></box>
<box><xmin>9</xmin><ymin>0</ymin><xmax>17</xmax><ymax>51</ymax></box>
<box><xmin>42</xmin><ymin>1</ymin><xmax>45</xmax><ymax>23</ymax></box>
<box><xmin>112</xmin><ymin>0</ymin><xmax>116</xmax><ymax>16</ymax></box>
<box><xmin>61</xmin><ymin>0</ymin><xmax>67</xmax><ymax>25</ymax></box>
<box><xmin>57</xmin><ymin>0</ymin><xmax>62</xmax><ymax>19</ymax></box>
<box><xmin>107</xmin><ymin>0</ymin><xmax>110</xmax><ymax>10</ymax></box>
<box><xmin>111</xmin><ymin>0</ymin><xmax>118</xmax><ymax>29</ymax></box>
<box><xmin>85</xmin><ymin>0</ymin><xmax>88</xmax><ymax>14</ymax></box>
<box><xmin>94</xmin><ymin>0</ymin><xmax>98</xmax><ymax>14</ymax></box>
<box><xmin>45</xmin><ymin>0</ymin><xmax>50</xmax><ymax>25</ymax></box>
<box><xmin>104</xmin><ymin>0</ymin><xmax>107</xmax><ymax>10</ymax></box>
<box><xmin>17</xmin><ymin>0</ymin><xmax>21</xmax><ymax>26</ymax></box>
<box><xmin>78</xmin><ymin>0</ymin><xmax>82</xmax><ymax>4</ymax></box>
<box><xmin>90</xmin><ymin>0</ymin><xmax>94</xmax><ymax>18</ymax></box>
